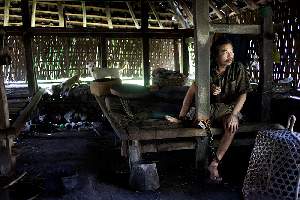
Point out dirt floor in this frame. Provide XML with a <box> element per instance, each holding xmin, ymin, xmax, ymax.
<box><xmin>1</xmin><ymin>125</ymin><xmax>253</xmax><ymax>200</ymax></box>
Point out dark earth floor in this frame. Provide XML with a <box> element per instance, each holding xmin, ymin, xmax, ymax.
<box><xmin>1</xmin><ymin>128</ymin><xmax>253</xmax><ymax>200</ymax></box>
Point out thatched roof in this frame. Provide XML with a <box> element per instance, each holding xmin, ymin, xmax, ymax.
<box><xmin>0</xmin><ymin>0</ymin><xmax>263</xmax><ymax>29</ymax></box>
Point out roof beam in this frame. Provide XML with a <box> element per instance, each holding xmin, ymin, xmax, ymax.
<box><xmin>82</xmin><ymin>1</ymin><xmax>86</xmax><ymax>27</ymax></box>
<box><xmin>4</xmin><ymin>0</ymin><xmax>10</xmax><ymax>26</ymax></box>
<box><xmin>126</xmin><ymin>2</ymin><xmax>140</xmax><ymax>29</ymax></box>
<box><xmin>209</xmin><ymin>24</ymin><xmax>260</xmax><ymax>35</ymax></box>
<box><xmin>105</xmin><ymin>4</ymin><xmax>113</xmax><ymax>29</ymax></box>
<box><xmin>147</xmin><ymin>0</ymin><xmax>163</xmax><ymax>29</ymax></box>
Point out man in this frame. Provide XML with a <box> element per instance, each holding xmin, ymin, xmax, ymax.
<box><xmin>169</xmin><ymin>37</ymin><xmax>251</xmax><ymax>183</ymax></box>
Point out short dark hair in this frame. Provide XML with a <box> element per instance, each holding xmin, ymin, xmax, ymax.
<box><xmin>211</xmin><ymin>37</ymin><xmax>233</xmax><ymax>58</ymax></box>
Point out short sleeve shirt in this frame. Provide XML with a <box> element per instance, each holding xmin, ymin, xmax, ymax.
<box><xmin>210</xmin><ymin>62</ymin><xmax>251</xmax><ymax>105</ymax></box>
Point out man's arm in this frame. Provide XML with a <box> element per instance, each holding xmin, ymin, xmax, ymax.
<box><xmin>179</xmin><ymin>83</ymin><xmax>197</xmax><ymax>118</ymax></box>
<box><xmin>226</xmin><ymin>93</ymin><xmax>247</xmax><ymax>133</ymax></box>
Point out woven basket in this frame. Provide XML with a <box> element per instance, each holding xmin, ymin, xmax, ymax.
<box><xmin>90</xmin><ymin>78</ymin><xmax>121</xmax><ymax>96</ymax></box>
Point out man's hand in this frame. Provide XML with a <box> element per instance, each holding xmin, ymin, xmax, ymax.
<box><xmin>225</xmin><ymin>114</ymin><xmax>239</xmax><ymax>134</ymax></box>
<box><xmin>211</xmin><ymin>84</ymin><xmax>221</xmax><ymax>96</ymax></box>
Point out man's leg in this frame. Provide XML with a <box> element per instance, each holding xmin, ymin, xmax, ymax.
<box><xmin>179</xmin><ymin>83</ymin><xmax>197</xmax><ymax>118</ymax></box>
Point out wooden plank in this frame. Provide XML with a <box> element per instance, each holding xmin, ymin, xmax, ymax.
<box><xmin>182</xmin><ymin>37</ymin><xmax>189</xmax><ymax>76</ymax></box>
<box><xmin>174</xmin><ymin>38</ymin><xmax>180</xmax><ymax>72</ymax></box>
<box><xmin>82</xmin><ymin>1</ymin><xmax>86</xmax><ymax>27</ymax></box>
<box><xmin>210</xmin><ymin>24</ymin><xmax>260</xmax><ymax>35</ymax></box>
<box><xmin>57</xmin><ymin>1</ymin><xmax>64</xmax><ymax>27</ymax></box>
<box><xmin>194</xmin><ymin>0</ymin><xmax>210</xmax><ymax>120</ymax></box>
<box><xmin>4</xmin><ymin>0</ymin><xmax>10</xmax><ymax>26</ymax></box>
<box><xmin>148</xmin><ymin>0</ymin><xmax>163</xmax><ymax>29</ymax></box>
<box><xmin>260</xmin><ymin>6</ymin><xmax>273</xmax><ymax>122</ymax></box>
<box><xmin>94</xmin><ymin>96</ymin><xmax>127</xmax><ymax>140</ymax></box>
<box><xmin>141</xmin><ymin>141</ymin><xmax>196</xmax><ymax>153</ymax></box>
<box><xmin>127</xmin><ymin>122</ymin><xmax>284</xmax><ymax>141</ymax></box>
<box><xmin>11</xmin><ymin>88</ymin><xmax>45</xmax><ymax>134</ymax></box>
<box><xmin>195</xmin><ymin>137</ymin><xmax>208</xmax><ymax>170</ymax></box>
<box><xmin>105</xmin><ymin>4</ymin><xmax>113</xmax><ymax>29</ymax></box>
<box><xmin>21</xmin><ymin>0</ymin><xmax>37</xmax><ymax>96</ymax></box>
<box><xmin>126</xmin><ymin>2</ymin><xmax>140</xmax><ymax>29</ymax></box>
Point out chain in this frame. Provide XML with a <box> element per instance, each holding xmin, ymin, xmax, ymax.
<box><xmin>120</xmin><ymin>97</ymin><xmax>135</xmax><ymax>120</ymax></box>
<box><xmin>202</xmin><ymin>120</ymin><xmax>220</xmax><ymax>163</ymax></box>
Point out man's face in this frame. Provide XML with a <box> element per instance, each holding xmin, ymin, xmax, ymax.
<box><xmin>216</xmin><ymin>43</ymin><xmax>234</xmax><ymax>67</ymax></box>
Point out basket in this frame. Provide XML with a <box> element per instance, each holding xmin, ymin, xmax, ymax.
<box><xmin>90</xmin><ymin>78</ymin><xmax>121</xmax><ymax>96</ymax></box>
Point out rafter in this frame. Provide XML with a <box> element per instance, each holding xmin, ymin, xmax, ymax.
<box><xmin>168</xmin><ymin>0</ymin><xmax>189</xmax><ymax>28</ymax></box>
<box><xmin>178</xmin><ymin>0</ymin><xmax>193</xmax><ymax>26</ymax></box>
<box><xmin>126</xmin><ymin>2</ymin><xmax>140</xmax><ymax>29</ymax></box>
<box><xmin>223</xmin><ymin>0</ymin><xmax>240</xmax><ymax>15</ymax></box>
<box><xmin>209</xmin><ymin>0</ymin><xmax>224</xmax><ymax>19</ymax></box>
<box><xmin>147</xmin><ymin>0</ymin><xmax>163</xmax><ymax>29</ymax></box>
<box><xmin>105</xmin><ymin>4</ymin><xmax>113</xmax><ymax>29</ymax></box>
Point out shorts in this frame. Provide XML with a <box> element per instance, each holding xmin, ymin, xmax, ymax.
<box><xmin>187</xmin><ymin>103</ymin><xmax>241</xmax><ymax>127</ymax></box>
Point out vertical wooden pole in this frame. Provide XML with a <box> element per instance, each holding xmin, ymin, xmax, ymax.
<box><xmin>31</xmin><ymin>0</ymin><xmax>36</xmax><ymax>27</ymax></box>
<box><xmin>0</xmin><ymin>33</ymin><xmax>13</xmax><ymax>177</ymax></box>
<box><xmin>194</xmin><ymin>0</ymin><xmax>210</xmax><ymax>119</ymax></box>
<box><xmin>0</xmin><ymin>76</ymin><xmax>9</xmax><ymax>129</ymax></box>
<box><xmin>260</xmin><ymin>6</ymin><xmax>273</xmax><ymax>122</ymax></box>
<box><xmin>193</xmin><ymin>0</ymin><xmax>210</xmax><ymax>173</ymax></box>
<box><xmin>4</xmin><ymin>0</ymin><xmax>10</xmax><ymax>26</ymax></box>
<box><xmin>21</xmin><ymin>0</ymin><xmax>37</xmax><ymax>96</ymax></box>
<box><xmin>82</xmin><ymin>2</ymin><xmax>87</xmax><ymax>28</ymax></box>
<box><xmin>58</xmin><ymin>1</ymin><xmax>65</xmax><ymax>27</ymax></box>
<box><xmin>182</xmin><ymin>37</ymin><xmax>190</xmax><ymax>76</ymax></box>
<box><xmin>174</xmin><ymin>39</ymin><xmax>180</xmax><ymax>72</ymax></box>
<box><xmin>100</xmin><ymin>37</ymin><xmax>107</xmax><ymax>68</ymax></box>
<box><xmin>141</xmin><ymin>1</ymin><xmax>150</xmax><ymax>86</ymax></box>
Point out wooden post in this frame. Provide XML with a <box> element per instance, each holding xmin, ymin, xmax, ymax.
<box><xmin>141</xmin><ymin>1</ymin><xmax>150</xmax><ymax>86</ymax></box>
<box><xmin>4</xmin><ymin>0</ymin><xmax>10</xmax><ymax>26</ymax></box>
<box><xmin>193</xmin><ymin>0</ymin><xmax>210</xmax><ymax>120</ymax></box>
<box><xmin>260</xmin><ymin>6</ymin><xmax>273</xmax><ymax>122</ymax></box>
<box><xmin>31</xmin><ymin>0</ymin><xmax>36</xmax><ymax>27</ymax></box>
<box><xmin>174</xmin><ymin>38</ymin><xmax>180</xmax><ymax>72</ymax></box>
<box><xmin>100</xmin><ymin>37</ymin><xmax>107</xmax><ymax>68</ymax></box>
<box><xmin>0</xmin><ymin>76</ymin><xmax>9</xmax><ymax>130</ymax></box>
<box><xmin>182</xmin><ymin>37</ymin><xmax>190</xmax><ymax>76</ymax></box>
<box><xmin>0</xmin><ymin>32</ymin><xmax>13</xmax><ymax>177</ymax></box>
<box><xmin>193</xmin><ymin>0</ymin><xmax>210</xmax><ymax>173</ymax></box>
<box><xmin>21</xmin><ymin>0</ymin><xmax>37</xmax><ymax>96</ymax></box>
<box><xmin>57</xmin><ymin>1</ymin><xmax>65</xmax><ymax>27</ymax></box>
<box><xmin>82</xmin><ymin>2</ymin><xmax>87</xmax><ymax>28</ymax></box>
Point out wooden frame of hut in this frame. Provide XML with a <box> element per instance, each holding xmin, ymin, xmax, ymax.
<box><xmin>0</xmin><ymin>0</ymin><xmax>298</xmax><ymax>186</ymax></box>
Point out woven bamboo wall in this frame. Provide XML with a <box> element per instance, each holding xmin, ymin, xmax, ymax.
<box><xmin>32</xmin><ymin>36</ymin><xmax>100</xmax><ymax>80</ymax></box>
<box><xmin>150</xmin><ymin>39</ymin><xmax>174</xmax><ymax>71</ymax></box>
<box><xmin>4</xmin><ymin>36</ymin><xmax>26</xmax><ymax>81</ymax></box>
<box><xmin>273</xmin><ymin>1</ymin><xmax>299</xmax><ymax>88</ymax></box>
<box><xmin>107</xmin><ymin>38</ymin><xmax>143</xmax><ymax>78</ymax></box>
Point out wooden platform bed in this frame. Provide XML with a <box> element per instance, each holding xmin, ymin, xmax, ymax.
<box><xmin>93</xmin><ymin>86</ymin><xmax>285</xmax><ymax>186</ymax></box>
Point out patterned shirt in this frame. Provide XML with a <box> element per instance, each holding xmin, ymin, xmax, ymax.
<box><xmin>210</xmin><ymin>62</ymin><xmax>251</xmax><ymax>105</ymax></box>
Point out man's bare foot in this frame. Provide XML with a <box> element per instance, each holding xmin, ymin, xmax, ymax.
<box><xmin>165</xmin><ymin>115</ymin><xmax>182</xmax><ymax>123</ymax></box>
<box><xmin>208</xmin><ymin>161</ymin><xmax>222</xmax><ymax>183</ymax></box>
